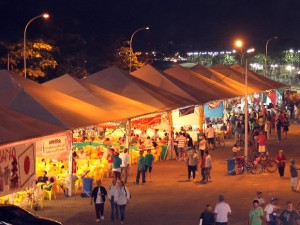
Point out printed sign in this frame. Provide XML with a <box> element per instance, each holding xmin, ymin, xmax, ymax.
<box><xmin>0</xmin><ymin>143</ymin><xmax>35</xmax><ymax>196</ymax></box>
<box><xmin>42</xmin><ymin>136</ymin><xmax>67</xmax><ymax>155</ymax></box>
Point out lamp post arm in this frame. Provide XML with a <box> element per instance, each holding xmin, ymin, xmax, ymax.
<box><xmin>265</xmin><ymin>39</ymin><xmax>272</xmax><ymax>66</ymax></box>
<box><xmin>23</xmin><ymin>14</ymin><xmax>46</xmax><ymax>79</ymax></box>
<box><xmin>129</xmin><ymin>27</ymin><xmax>149</xmax><ymax>72</ymax></box>
<box><xmin>265</xmin><ymin>36</ymin><xmax>278</xmax><ymax>76</ymax></box>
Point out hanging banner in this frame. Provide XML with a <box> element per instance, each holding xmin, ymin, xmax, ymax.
<box><xmin>204</xmin><ymin>101</ymin><xmax>224</xmax><ymax>118</ymax></box>
<box><xmin>179</xmin><ymin>106</ymin><xmax>195</xmax><ymax>117</ymax></box>
<box><xmin>131</xmin><ymin>114</ymin><xmax>162</xmax><ymax>128</ymax></box>
<box><xmin>0</xmin><ymin>143</ymin><xmax>35</xmax><ymax>196</ymax></box>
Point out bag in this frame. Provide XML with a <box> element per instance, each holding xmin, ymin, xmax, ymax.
<box><xmin>124</xmin><ymin>187</ymin><xmax>131</xmax><ymax>200</ymax></box>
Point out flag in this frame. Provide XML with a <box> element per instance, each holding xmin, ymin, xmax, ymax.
<box><xmin>18</xmin><ymin>144</ymin><xmax>35</xmax><ymax>188</ymax></box>
<box><xmin>267</xmin><ymin>90</ymin><xmax>276</xmax><ymax>105</ymax></box>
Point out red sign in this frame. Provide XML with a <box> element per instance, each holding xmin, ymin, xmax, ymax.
<box><xmin>131</xmin><ymin>115</ymin><xmax>162</xmax><ymax>128</ymax></box>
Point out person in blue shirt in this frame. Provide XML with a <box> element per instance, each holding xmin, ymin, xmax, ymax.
<box><xmin>135</xmin><ymin>150</ymin><xmax>145</xmax><ymax>185</ymax></box>
<box><xmin>111</xmin><ymin>150</ymin><xmax>122</xmax><ymax>181</ymax></box>
<box><xmin>145</xmin><ymin>149</ymin><xmax>154</xmax><ymax>181</ymax></box>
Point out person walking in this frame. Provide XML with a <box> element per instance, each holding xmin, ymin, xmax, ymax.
<box><xmin>206</xmin><ymin>124</ymin><xmax>215</xmax><ymax>150</ymax></box>
<box><xmin>186</xmin><ymin>149</ymin><xmax>198</xmax><ymax>182</ymax></box>
<box><xmin>199</xmin><ymin>135</ymin><xmax>207</xmax><ymax>158</ymax></box>
<box><xmin>145</xmin><ymin>149</ymin><xmax>154</xmax><ymax>181</ymax></box>
<box><xmin>114</xmin><ymin>180</ymin><xmax>130</xmax><ymax>224</ymax></box>
<box><xmin>276</xmin><ymin>150</ymin><xmax>286</xmax><ymax>178</ymax></box>
<box><xmin>264</xmin><ymin>117</ymin><xmax>272</xmax><ymax>140</ymax></box>
<box><xmin>276</xmin><ymin>119</ymin><xmax>283</xmax><ymax>142</ymax></box>
<box><xmin>204</xmin><ymin>150</ymin><xmax>212</xmax><ymax>183</ymax></box>
<box><xmin>283</xmin><ymin>117</ymin><xmax>290</xmax><ymax>139</ymax></box>
<box><xmin>214</xmin><ymin>195</ymin><xmax>232</xmax><ymax>225</ymax></box>
<box><xmin>177</xmin><ymin>132</ymin><xmax>187</xmax><ymax>161</ymax></box>
<box><xmin>200</xmin><ymin>151</ymin><xmax>207</xmax><ymax>184</ymax></box>
<box><xmin>264</xmin><ymin>197</ymin><xmax>280</xmax><ymax>225</ymax></box>
<box><xmin>112</xmin><ymin>150</ymin><xmax>122</xmax><ymax>181</ymax></box>
<box><xmin>294</xmin><ymin>105</ymin><xmax>299</xmax><ymax>123</ymax></box>
<box><xmin>199</xmin><ymin>204</ymin><xmax>215</xmax><ymax>225</ymax></box>
<box><xmin>257</xmin><ymin>130</ymin><xmax>267</xmax><ymax>154</ymax></box>
<box><xmin>108</xmin><ymin>178</ymin><xmax>119</xmax><ymax>221</ymax></box>
<box><xmin>248</xmin><ymin>199</ymin><xmax>264</xmax><ymax>225</ymax></box>
<box><xmin>91</xmin><ymin>180</ymin><xmax>108</xmax><ymax>222</ymax></box>
<box><xmin>119</xmin><ymin>148</ymin><xmax>130</xmax><ymax>184</ymax></box>
<box><xmin>135</xmin><ymin>150</ymin><xmax>145</xmax><ymax>185</ymax></box>
<box><xmin>279</xmin><ymin>201</ymin><xmax>299</xmax><ymax>225</ymax></box>
<box><xmin>290</xmin><ymin>159</ymin><xmax>300</xmax><ymax>192</ymax></box>
<box><xmin>173</xmin><ymin>132</ymin><xmax>179</xmax><ymax>160</ymax></box>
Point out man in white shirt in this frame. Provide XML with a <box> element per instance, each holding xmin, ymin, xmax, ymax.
<box><xmin>264</xmin><ymin>197</ymin><xmax>280</xmax><ymax>225</ymax></box>
<box><xmin>214</xmin><ymin>195</ymin><xmax>232</xmax><ymax>225</ymax></box>
<box><xmin>119</xmin><ymin>148</ymin><xmax>130</xmax><ymax>184</ymax></box>
<box><xmin>206</xmin><ymin>124</ymin><xmax>215</xmax><ymax>150</ymax></box>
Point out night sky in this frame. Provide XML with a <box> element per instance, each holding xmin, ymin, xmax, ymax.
<box><xmin>1</xmin><ymin>0</ymin><xmax>300</xmax><ymax>53</ymax></box>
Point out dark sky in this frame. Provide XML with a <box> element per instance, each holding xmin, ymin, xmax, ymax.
<box><xmin>1</xmin><ymin>0</ymin><xmax>300</xmax><ymax>53</ymax></box>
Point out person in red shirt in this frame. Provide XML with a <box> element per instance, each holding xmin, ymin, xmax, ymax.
<box><xmin>277</xmin><ymin>111</ymin><xmax>284</xmax><ymax>123</ymax></box>
<box><xmin>276</xmin><ymin>149</ymin><xmax>286</xmax><ymax>178</ymax></box>
<box><xmin>257</xmin><ymin>130</ymin><xmax>267</xmax><ymax>154</ymax></box>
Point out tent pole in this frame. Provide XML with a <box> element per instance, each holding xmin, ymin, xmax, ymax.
<box><xmin>199</xmin><ymin>105</ymin><xmax>204</xmax><ymax>132</ymax></box>
<box><xmin>67</xmin><ymin>130</ymin><xmax>73</xmax><ymax>197</ymax></box>
<box><xmin>167</xmin><ymin>111</ymin><xmax>174</xmax><ymax>160</ymax></box>
<box><xmin>125</xmin><ymin>119</ymin><xmax>132</xmax><ymax>164</ymax></box>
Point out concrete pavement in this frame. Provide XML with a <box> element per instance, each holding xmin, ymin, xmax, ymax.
<box><xmin>31</xmin><ymin>122</ymin><xmax>300</xmax><ymax>225</ymax></box>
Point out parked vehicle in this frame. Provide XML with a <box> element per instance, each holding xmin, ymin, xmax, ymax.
<box><xmin>0</xmin><ymin>204</ymin><xmax>62</xmax><ymax>225</ymax></box>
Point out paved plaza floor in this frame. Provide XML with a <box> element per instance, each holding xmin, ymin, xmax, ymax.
<box><xmin>31</xmin><ymin>122</ymin><xmax>300</xmax><ymax>225</ymax></box>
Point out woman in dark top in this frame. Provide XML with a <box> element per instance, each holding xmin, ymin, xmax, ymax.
<box><xmin>199</xmin><ymin>204</ymin><xmax>214</xmax><ymax>225</ymax></box>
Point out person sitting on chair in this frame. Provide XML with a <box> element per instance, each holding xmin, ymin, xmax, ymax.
<box><xmin>43</xmin><ymin>177</ymin><xmax>55</xmax><ymax>191</ymax></box>
<box><xmin>38</xmin><ymin>171</ymin><xmax>48</xmax><ymax>183</ymax></box>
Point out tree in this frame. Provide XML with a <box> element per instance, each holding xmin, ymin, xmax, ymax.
<box><xmin>0</xmin><ymin>39</ymin><xmax>57</xmax><ymax>78</ymax></box>
<box><xmin>53</xmin><ymin>33</ymin><xmax>88</xmax><ymax>79</ymax></box>
<box><xmin>114</xmin><ymin>43</ymin><xmax>145</xmax><ymax>71</ymax></box>
<box><xmin>212</xmin><ymin>54</ymin><xmax>236</xmax><ymax>66</ymax></box>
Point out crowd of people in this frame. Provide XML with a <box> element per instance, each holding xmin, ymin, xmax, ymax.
<box><xmin>197</xmin><ymin>192</ymin><xmax>300</xmax><ymax>225</ymax></box>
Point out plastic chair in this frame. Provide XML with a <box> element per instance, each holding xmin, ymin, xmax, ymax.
<box><xmin>42</xmin><ymin>183</ymin><xmax>56</xmax><ymax>200</ymax></box>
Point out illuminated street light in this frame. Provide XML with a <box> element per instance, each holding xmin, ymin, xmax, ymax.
<box><xmin>129</xmin><ymin>26</ymin><xmax>149</xmax><ymax>73</ymax></box>
<box><xmin>23</xmin><ymin>13</ymin><xmax>49</xmax><ymax>79</ymax></box>
<box><xmin>235</xmin><ymin>39</ymin><xmax>244</xmax><ymax>65</ymax></box>
<box><xmin>234</xmin><ymin>39</ymin><xmax>255</xmax><ymax>158</ymax></box>
<box><xmin>265</xmin><ymin>36</ymin><xmax>278</xmax><ymax>77</ymax></box>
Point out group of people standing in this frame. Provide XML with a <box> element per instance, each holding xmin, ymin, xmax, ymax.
<box><xmin>198</xmin><ymin>192</ymin><xmax>300</xmax><ymax>225</ymax></box>
<box><xmin>249</xmin><ymin>191</ymin><xmax>300</xmax><ymax>225</ymax></box>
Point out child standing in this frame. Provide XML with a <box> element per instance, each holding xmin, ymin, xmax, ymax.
<box><xmin>145</xmin><ymin>149</ymin><xmax>154</xmax><ymax>182</ymax></box>
<box><xmin>232</xmin><ymin>144</ymin><xmax>240</xmax><ymax>157</ymax></box>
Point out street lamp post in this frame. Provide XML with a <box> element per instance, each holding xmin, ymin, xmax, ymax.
<box><xmin>129</xmin><ymin>26</ymin><xmax>149</xmax><ymax>73</ymax></box>
<box><xmin>235</xmin><ymin>40</ymin><xmax>255</xmax><ymax>158</ymax></box>
<box><xmin>23</xmin><ymin>13</ymin><xmax>49</xmax><ymax>79</ymax></box>
<box><xmin>265</xmin><ymin>36</ymin><xmax>278</xmax><ymax>77</ymax></box>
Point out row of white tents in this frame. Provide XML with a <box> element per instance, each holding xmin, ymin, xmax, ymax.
<box><xmin>0</xmin><ymin>63</ymin><xmax>286</xmax><ymax>145</ymax></box>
